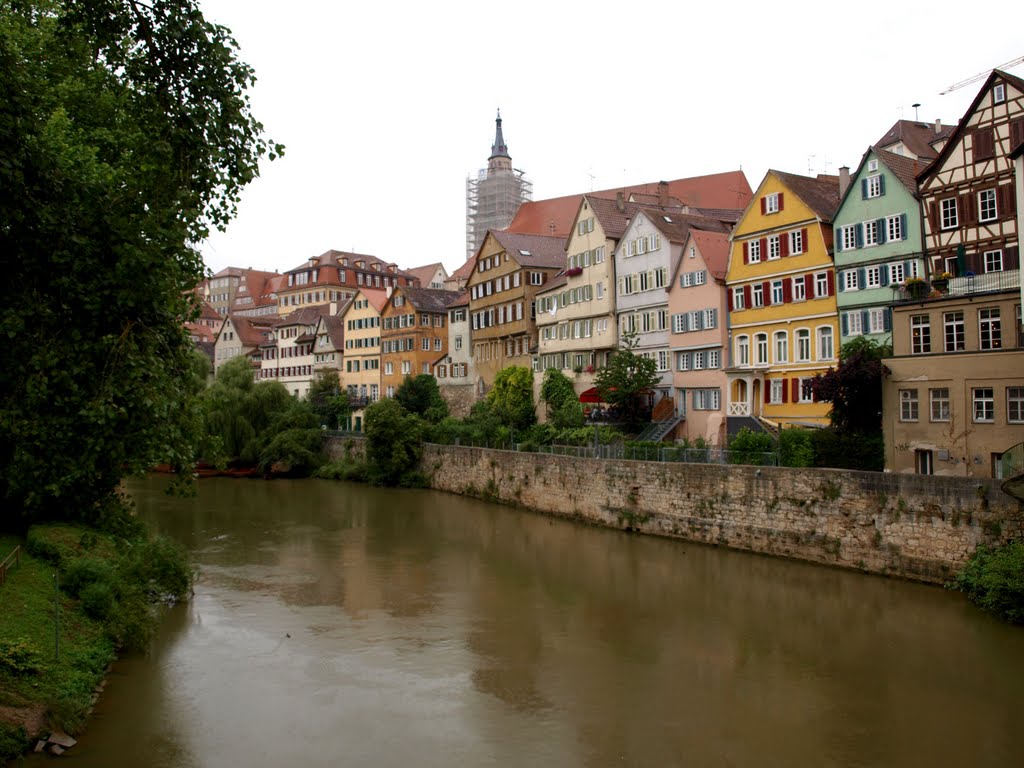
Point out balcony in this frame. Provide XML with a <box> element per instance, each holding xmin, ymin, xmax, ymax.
<box><xmin>728</xmin><ymin>402</ymin><xmax>750</xmax><ymax>416</ymax></box>
<box><xmin>892</xmin><ymin>269</ymin><xmax>1021</xmax><ymax>303</ymax></box>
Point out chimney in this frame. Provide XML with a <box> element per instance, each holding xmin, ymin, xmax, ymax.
<box><xmin>838</xmin><ymin>166</ymin><xmax>851</xmax><ymax>198</ymax></box>
<box><xmin>935</xmin><ymin>118</ymin><xmax>942</xmax><ymax>134</ymax></box>
<box><xmin>616</xmin><ymin>190</ymin><xmax>625</xmax><ymax>213</ymax></box>
<box><xmin>658</xmin><ymin>180</ymin><xmax>669</xmax><ymax>208</ymax></box>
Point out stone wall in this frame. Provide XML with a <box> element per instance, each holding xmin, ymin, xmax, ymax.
<box><xmin>324</xmin><ymin>437</ymin><xmax>1023</xmax><ymax>584</ymax></box>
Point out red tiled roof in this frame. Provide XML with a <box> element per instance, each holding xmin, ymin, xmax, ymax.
<box><xmin>319</xmin><ymin>314</ymin><xmax>346</xmax><ymax>350</ymax></box>
<box><xmin>359</xmin><ymin>287</ymin><xmax>390</xmax><ymax>312</ymax></box>
<box><xmin>226</xmin><ymin>315</ymin><xmax>278</xmax><ymax>348</ymax></box>
<box><xmin>405</xmin><ymin>262</ymin><xmax>446</xmax><ymax>286</ymax></box>
<box><xmin>278</xmin><ymin>305</ymin><xmax>334</xmax><ymax>327</ymax></box>
<box><xmin>770</xmin><ymin>170</ymin><xmax>841</xmax><ymax>221</ymax></box>
<box><xmin>506</xmin><ymin>170</ymin><xmax>752</xmax><ymax>238</ymax></box>
<box><xmin>401</xmin><ymin>287</ymin><xmax>463</xmax><ymax>313</ymax></box>
<box><xmin>690</xmin><ymin>230</ymin><xmax>730</xmax><ymax>281</ymax></box>
<box><xmin>445</xmin><ymin>291</ymin><xmax>469</xmax><ymax>308</ymax></box>
<box><xmin>875</xmin><ymin>119</ymin><xmax>955</xmax><ymax>160</ymax></box>
<box><xmin>490</xmin><ymin>230</ymin><xmax>566</xmax><ymax>268</ymax></box>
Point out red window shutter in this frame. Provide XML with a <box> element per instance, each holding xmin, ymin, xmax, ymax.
<box><xmin>743</xmin><ymin>285</ymin><xmax>752</xmax><ymax>307</ymax></box>
<box><xmin>743</xmin><ymin>241</ymin><xmax>749</xmax><ymax>263</ymax></box>
<box><xmin>780</xmin><ymin>234</ymin><xmax>789</xmax><ymax>257</ymax></box>
<box><xmin>777</xmin><ymin>192</ymin><xmax>784</xmax><ymax>211</ymax></box>
<box><xmin>764</xmin><ymin>382</ymin><xmax>771</xmax><ymax>403</ymax></box>
<box><xmin>783</xmin><ymin>280</ymin><xmax>792</xmax><ymax>303</ymax></box>
<box><xmin>727</xmin><ymin>288</ymin><xmax>734</xmax><ymax>311</ymax></box>
<box><xmin>801</xmin><ymin>228</ymin><xmax>808</xmax><ymax>250</ymax></box>
<box><xmin>811</xmin><ymin>382</ymin><xmax>818</xmax><ymax>403</ymax></box>
<box><xmin>760</xmin><ymin>197</ymin><xmax>767</xmax><ymax>215</ymax></box>
<box><xmin>782</xmin><ymin>379</ymin><xmax>789</xmax><ymax>403</ymax></box>
<box><xmin>1004</xmin><ymin>245</ymin><xmax>1020</xmax><ymax>270</ymax></box>
<box><xmin>763</xmin><ymin>281</ymin><xmax>770</xmax><ymax>301</ymax></box>
<box><xmin>928</xmin><ymin>201</ymin><xmax>940</xmax><ymax>232</ymax></box>
<box><xmin>960</xmin><ymin>192</ymin><xmax>976</xmax><ymax>225</ymax></box>
<box><xmin>790</xmin><ymin>378</ymin><xmax>799</xmax><ymax>402</ymax></box>
<box><xmin>827</xmin><ymin>270</ymin><xmax>835</xmax><ymax>296</ymax></box>
<box><xmin>760</xmin><ymin>238</ymin><xmax>768</xmax><ymax>256</ymax></box>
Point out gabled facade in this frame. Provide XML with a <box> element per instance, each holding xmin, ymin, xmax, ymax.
<box><xmin>724</xmin><ymin>171</ymin><xmax>841</xmax><ymax>430</ymax></box>
<box><xmin>466</xmin><ymin>230</ymin><xmax>565</xmax><ymax>392</ymax></box>
<box><xmin>917</xmin><ymin>70</ymin><xmax>1022</xmax><ymax>281</ymax></box>
<box><xmin>434</xmin><ymin>292</ymin><xmax>476</xmax><ymax>417</ymax></box>
<box><xmin>534</xmin><ymin>196</ymin><xmax>629</xmax><ymax>386</ymax></box>
<box><xmin>312</xmin><ymin>314</ymin><xmax>345</xmax><ymax>375</ymax></box>
<box><xmin>380</xmin><ymin>286</ymin><xmax>460</xmax><ymax>397</ymax></box>
<box><xmin>277</xmin><ymin>250</ymin><xmax>418</xmax><ymax>315</ymax></box>
<box><xmin>214</xmin><ymin>314</ymin><xmax>277</xmax><ymax>377</ymax></box>
<box><xmin>406</xmin><ymin>262</ymin><xmax>449</xmax><ymax>290</ymax></box>
<box><xmin>262</xmin><ymin>306</ymin><xmax>333</xmax><ymax>397</ymax></box>
<box><xmin>668</xmin><ymin>230</ymin><xmax>731</xmax><ymax>444</ymax></box>
<box><xmin>203</xmin><ymin>267</ymin><xmax>279</xmax><ymax>316</ymax></box>
<box><xmin>833</xmin><ymin>148</ymin><xmax>926</xmax><ymax>347</ymax></box>
<box><xmin>337</xmin><ymin>288</ymin><xmax>387</xmax><ymax>430</ymax></box>
<box><xmin>614</xmin><ymin>209</ymin><xmax>730</xmax><ymax>398</ymax></box>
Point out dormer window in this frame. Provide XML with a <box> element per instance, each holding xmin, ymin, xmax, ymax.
<box><xmin>763</xmin><ymin>193</ymin><xmax>781</xmax><ymax>214</ymax></box>
<box><xmin>994</xmin><ymin>83</ymin><xmax>1006</xmax><ymax>104</ymax></box>
<box><xmin>867</xmin><ymin>159</ymin><xmax>879</xmax><ymax>172</ymax></box>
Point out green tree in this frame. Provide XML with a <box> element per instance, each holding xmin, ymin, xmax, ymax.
<box><xmin>594</xmin><ymin>332</ymin><xmax>660</xmax><ymax>428</ymax></box>
<box><xmin>540</xmin><ymin>368</ymin><xmax>583</xmax><ymax>429</ymax></box>
<box><xmin>307</xmin><ymin>370</ymin><xmax>349</xmax><ymax>429</ymax></box>
<box><xmin>395</xmin><ymin>374</ymin><xmax>449</xmax><ymax>424</ymax></box>
<box><xmin>364</xmin><ymin>399</ymin><xmax>424</xmax><ymax>486</ymax></box>
<box><xmin>812</xmin><ymin>337</ymin><xmax>890</xmax><ymax>434</ymax></box>
<box><xmin>0</xmin><ymin>1</ymin><xmax>279</xmax><ymax>529</ymax></box>
<box><xmin>487</xmin><ymin>366</ymin><xmax>536</xmax><ymax>432</ymax></box>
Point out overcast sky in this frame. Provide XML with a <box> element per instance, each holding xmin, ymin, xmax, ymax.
<box><xmin>197</xmin><ymin>0</ymin><xmax>1022</xmax><ymax>278</ymax></box>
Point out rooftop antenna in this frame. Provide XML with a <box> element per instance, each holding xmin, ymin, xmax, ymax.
<box><xmin>912</xmin><ymin>103</ymin><xmax>921</xmax><ymax>121</ymax></box>
<box><xmin>586</xmin><ymin>168</ymin><xmax>595</xmax><ymax>192</ymax></box>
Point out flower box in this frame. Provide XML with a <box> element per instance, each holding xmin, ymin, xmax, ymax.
<box><xmin>565</xmin><ymin>267</ymin><xmax>583</xmax><ymax>277</ymax></box>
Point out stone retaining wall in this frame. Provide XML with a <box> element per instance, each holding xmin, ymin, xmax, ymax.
<box><xmin>324</xmin><ymin>437</ymin><xmax>1023</xmax><ymax>584</ymax></box>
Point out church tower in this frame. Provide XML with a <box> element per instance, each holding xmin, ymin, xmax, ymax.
<box><xmin>466</xmin><ymin>111</ymin><xmax>533</xmax><ymax>260</ymax></box>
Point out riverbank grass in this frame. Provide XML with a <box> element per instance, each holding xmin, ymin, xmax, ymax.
<box><xmin>0</xmin><ymin>523</ymin><xmax>191</xmax><ymax>761</ymax></box>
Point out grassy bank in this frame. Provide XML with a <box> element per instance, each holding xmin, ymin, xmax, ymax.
<box><xmin>0</xmin><ymin>524</ymin><xmax>190</xmax><ymax>762</ymax></box>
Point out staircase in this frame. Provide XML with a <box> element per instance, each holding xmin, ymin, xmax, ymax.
<box><xmin>635</xmin><ymin>414</ymin><xmax>685</xmax><ymax>443</ymax></box>
<box><xmin>1000</xmin><ymin>441</ymin><xmax>1024</xmax><ymax>501</ymax></box>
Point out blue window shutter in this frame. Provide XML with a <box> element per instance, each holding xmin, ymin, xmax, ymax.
<box><xmin>900</xmin><ymin>213</ymin><xmax>908</xmax><ymax>239</ymax></box>
<box><xmin>904</xmin><ymin>260</ymin><xmax>913</xmax><ymax>276</ymax></box>
<box><xmin>861</xmin><ymin>179</ymin><xmax>868</xmax><ymax>199</ymax></box>
<box><xmin>861</xmin><ymin>311</ymin><xmax>870</xmax><ymax>332</ymax></box>
<box><xmin>879</xmin><ymin>175</ymin><xmax>886</xmax><ymax>195</ymax></box>
<box><xmin>877</xmin><ymin>218</ymin><xmax>887</xmax><ymax>244</ymax></box>
<box><xmin>858</xmin><ymin>268</ymin><xmax>866</xmax><ymax>286</ymax></box>
<box><xmin>841</xmin><ymin>313</ymin><xmax>849</xmax><ymax>336</ymax></box>
<box><xmin>838</xmin><ymin>271</ymin><xmax>845</xmax><ymax>291</ymax></box>
<box><xmin>883</xmin><ymin>309</ymin><xmax>892</xmax><ymax>332</ymax></box>
<box><xmin>880</xmin><ymin>267</ymin><xmax>889</xmax><ymax>286</ymax></box>
<box><xmin>855</xmin><ymin>224</ymin><xmax>863</xmax><ymax>248</ymax></box>
<box><xmin>835</xmin><ymin>230</ymin><xmax>842</xmax><ymax>252</ymax></box>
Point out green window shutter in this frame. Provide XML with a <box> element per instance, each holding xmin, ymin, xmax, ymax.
<box><xmin>861</xmin><ymin>179</ymin><xmax>868</xmax><ymax>199</ymax></box>
<box><xmin>877</xmin><ymin>218</ymin><xmax>887</xmax><ymax>244</ymax></box>
<box><xmin>900</xmin><ymin>213</ymin><xmax>908</xmax><ymax>240</ymax></box>
<box><xmin>879</xmin><ymin>175</ymin><xmax>886</xmax><ymax>195</ymax></box>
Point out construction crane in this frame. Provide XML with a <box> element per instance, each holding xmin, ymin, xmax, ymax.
<box><xmin>940</xmin><ymin>55</ymin><xmax>1024</xmax><ymax>94</ymax></box>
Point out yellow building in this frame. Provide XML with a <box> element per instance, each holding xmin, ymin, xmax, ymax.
<box><xmin>338</xmin><ymin>287</ymin><xmax>387</xmax><ymax>431</ymax></box>
<box><xmin>724</xmin><ymin>170</ymin><xmax>841</xmax><ymax>430</ymax></box>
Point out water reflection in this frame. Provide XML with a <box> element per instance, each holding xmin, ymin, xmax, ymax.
<box><xmin>23</xmin><ymin>476</ymin><xmax>1024</xmax><ymax>768</ymax></box>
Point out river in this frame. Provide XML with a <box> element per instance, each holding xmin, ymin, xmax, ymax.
<box><xmin>30</xmin><ymin>476</ymin><xmax>1024</xmax><ymax>767</ymax></box>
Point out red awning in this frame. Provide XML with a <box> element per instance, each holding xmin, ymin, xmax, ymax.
<box><xmin>579</xmin><ymin>387</ymin><xmax>603</xmax><ymax>403</ymax></box>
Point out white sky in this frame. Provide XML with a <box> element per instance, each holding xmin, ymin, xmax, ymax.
<box><xmin>197</xmin><ymin>0</ymin><xmax>1022</xmax><ymax>278</ymax></box>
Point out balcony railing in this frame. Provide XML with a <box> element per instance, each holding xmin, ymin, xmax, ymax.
<box><xmin>892</xmin><ymin>269</ymin><xmax>1021</xmax><ymax>303</ymax></box>
<box><xmin>728</xmin><ymin>402</ymin><xmax>750</xmax><ymax>416</ymax></box>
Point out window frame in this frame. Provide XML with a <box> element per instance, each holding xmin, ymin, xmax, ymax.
<box><xmin>899</xmin><ymin>389</ymin><xmax>919</xmax><ymax>422</ymax></box>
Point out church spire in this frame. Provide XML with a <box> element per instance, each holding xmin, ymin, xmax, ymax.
<box><xmin>489</xmin><ymin>109</ymin><xmax>511</xmax><ymax>161</ymax></box>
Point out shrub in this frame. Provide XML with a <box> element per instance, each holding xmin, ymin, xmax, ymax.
<box><xmin>0</xmin><ymin>638</ymin><xmax>42</xmax><ymax>676</ymax></box>
<box><xmin>315</xmin><ymin>459</ymin><xmax>369</xmax><ymax>483</ymax></box>
<box><xmin>62</xmin><ymin>557</ymin><xmax>116</xmax><ymax>598</ymax></box>
<box><xmin>80</xmin><ymin>581</ymin><xmax>117</xmax><ymax>621</ymax></box>
<box><xmin>0</xmin><ymin>723</ymin><xmax>27</xmax><ymax>764</ymax></box>
<box><xmin>812</xmin><ymin>428</ymin><xmax>883</xmax><ymax>471</ymax></box>
<box><xmin>728</xmin><ymin>428</ymin><xmax>776</xmax><ymax>465</ymax></box>
<box><xmin>364</xmin><ymin>399</ymin><xmax>424</xmax><ymax>486</ymax></box>
<box><xmin>779</xmin><ymin>428</ymin><xmax>815</xmax><ymax>467</ymax></box>
<box><xmin>951</xmin><ymin>541</ymin><xmax>1024</xmax><ymax>624</ymax></box>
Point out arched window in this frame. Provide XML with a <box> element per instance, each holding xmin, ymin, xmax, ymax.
<box><xmin>817</xmin><ymin>326</ymin><xmax>834</xmax><ymax>360</ymax></box>
<box><xmin>795</xmin><ymin>328</ymin><xmax>811</xmax><ymax>361</ymax></box>
<box><xmin>736</xmin><ymin>335</ymin><xmax>750</xmax><ymax>367</ymax></box>
<box><xmin>755</xmin><ymin>333</ymin><xmax>768</xmax><ymax>365</ymax></box>
<box><xmin>774</xmin><ymin>331</ymin><xmax>788</xmax><ymax>363</ymax></box>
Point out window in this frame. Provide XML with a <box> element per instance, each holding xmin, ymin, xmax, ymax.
<box><xmin>840</xmin><ymin>225</ymin><xmax>858</xmax><ymax>251</ymax></box>
<box><xmin>979</xmin><ymin>307</ymin><xmax>1001</xmax><ymax>350</ymax></box>
<box><xmin>930</xmin><ymin>388</ymin><xmax>950</xmax><ymax>422</ymax></box>
<box><xmin>864</xmin><ymin>266</ymin><xmax>881</xmax><ymax>288</ymax></box>
<box><xmin>888</xmin><ymin>262</ymin><xmax>905</xmax><ymax>285</ymax></box>
<box><xmin>657</xmin><ymin>350</ymin><xmax>670</xmax><ymax>372</ymax></box>
<box><xmin>791</xmin><ymin>276</ymin><xmax>806</xmax><ymax>302</ymax></box>
<box><xmin>708</xmin><ymin>350</ymin><xmax>720</xmax><ymax>368</ymax></box>
<box><xmin>755</xmin><ymin>333</ymin><xmax>768</xmax><ymax>365</ymax></box>
<box><xmin>799</xmin><ymin>378</ymin><xmax>815</xmax><ymax>403</ymax></box>
<box><xmin>814</xmin><ymin>272</ymin><xmax>828</xmax><ymax>298</ymax></box>
<box><xmin>732</xmin><ymin>287</ymin><xmax>745</xmax><ymax>310</ymax></box>
<box><xmin>843</xmin><ymin>270</ymin><xmax>859</xmax><ymax>291</ymax></box>
<box><xmin>752</xmin><ymin>283</ymin><xmax>764</xmax><ymax>307</ymax></box>
<box><xmin>736</xmin><ymin>335</ymin><xmax>750</xmax><ymax>367</ymax></box>
<box><xmin>796</xmin><ymin>329</ymin><xmax>811</xmax><ymax>361</ymax></box>
<box><xmin>764</xmin><ymin>193</ymin><xmax>780</xmax><ymax>214</ymax></box>
<box><xmin>422</xmin><ymin>337</ymin><xmax>430</xmax><ymax>351</ymax></box>
<box><xmin>770</xmin><ymin>379</ymin><xmax>784</xmax><ymax>404</ymax></box>
<box><xmin>911</xmin><ymin>315</ymin><xmax>931</xmax><ymax>354</ymax></box>
<box><xmin>774</xmin><ymin>331</ymin><xmax>788</xmax><ymax>362</ymax></box>
<box><xmin>973</xmin><ymin>387</ymin><xmax>995</xmax><ymax>422</ymax></box>
<box><xmin>865</xmin><ymin>174</ymin><xmax>883</xmax><ymax>198</ymax></box>
<box><xmin>984</xmin><ymin>250</ymin><xmax>1003</xmax><ymax>273</ymax></box>
<box><xmin>863</xmin><ymin>219</ymin><xmax>879</xmax><ymax>246</ymax></box>
<box><xmin>886</xmin><ymin>215</ymin><xmax>904</xmax><ymax>242</ymax></box>
<box><xmin>702</xmin><ymin>308</ymin><xmax>717</xmax><ymax>329</ymax></box>
<box><xmin>944</xmin><ymin>311</ymin><xmax>965</xmax><ymax>352</ymax></box>
<box><xmin>748</xmin><ymin>240</ymin><xmax>761</xmax><ymax>263</ymax></box>
<box><xmin>676</xmin><ymin>351</ymin><xmax>690</xmax><ymax>371</ymax></box>
<box><xmin>692</xmin><ymin>351</ymin><xmax>705</xmax><ymax>370</ymax></box>
<box><xmin>867</xmin><ymin>308</ymin><xmax>887</xmax><ymax>334</ymax></box>
<box><xmin>978</xmin><ymin>189</ymin><xmax>998</xmax><ymax>222</ymax></box>
<box><xmin>768</xmin><ymin>236</ymin><xmax>781</xmax><ymax>260</ymax></box>
<box><xmin>434</xmin><ymin>337</ymin><xmax>442</xmax><ymax>351</ymax></box>
<box><xmin>693</xmin><ymin>389</ymin><xmax>721</xmax><ymax>410</ymax></box>
<box><xmin>900</xmin><ymin>389</ymin><xmax>919</xmax><ymax>421</ymax></box>
<box><xmin>672</xmin><ymin>313</ymin><xmax>686</xmax><ymax>334</ymax></box>
<box><xmin>818</xmin><ymin>326</ymin><xmax>834</xmax><ymax>360</ymax></box>
<box><xmin>994</xmin><ymin>83</ymin><xmax>1007</xmax><ymax>103</ymax></box>
<box><xmin>401</xmin><ymin>361</ymin><xmax>411</xmax><ymax>375</ymax></box>
<box><xmin>940</xmin><ymin>198</ymin><xmax>958</xmax><ymax>229</ymax></box>
<box><xmin>1008</xmin><ymin>387</ymin><xmax>1024</xmax><ymax>423</ymax></box>
<box><xmin>530</xmin><ymin>272</ymin><xmax>543</xmax><ymax>285</ymax></box>
<box><xmin>789</xmin><ymin>230</ymin><xmax>804</xmax><ymax>255</ymax></box>
<box><xmin>385</xmin><ymin>362</ymin><xmax>393</xmax><ymax>375</ymax></box>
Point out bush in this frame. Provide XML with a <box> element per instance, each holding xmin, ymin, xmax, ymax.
<box><xmin>779</xmin><ymin>428</ymin><xmax>815</xmax><ymax>467</ymax></box>
<box><xmin>80</xmin><ymin>581</ymin><xmax>117</xmax><ymax>621</ymax></box>
<box><xmin>0</xmin><ymin>638</ymin><xmax>42</xmax><ymax>676</ymax></box>
<box><xmin>728</xmin><ymin>428</ymin><xmax>776</xmax><ymax>465</ymax></box>
<box><xmin>951</xmin><ymin>542</ymin><xmax>1024</xmax><ymax>624</ymax></box>
<box><xmin>811</xmin><ymin>428</ymin><xmax>883</xmax><ymax>471</ymax></box>
<box><xmin>62</xmin><ymin>557</ymin><xmax>116</xmax><ymax>598</ymax></box>
<box><xmin>0</xmin><ymin>723</ymin><xmax>27</xmax><ymax>764</ymax></box>
<box><xmin>364</xmin><ymin>400</ymin><xmax>424</xmax><ymax>486</ymax></box>
<box><xmin>315</xmin><ymin>459</ymin><xmax>370</xmax><ymax>483</ymax></box>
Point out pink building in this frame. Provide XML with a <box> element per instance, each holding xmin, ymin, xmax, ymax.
<box><xmin>667</xmin><ymin>230</ymin><xmax>731</xmax><ymax>445</ymax></box>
